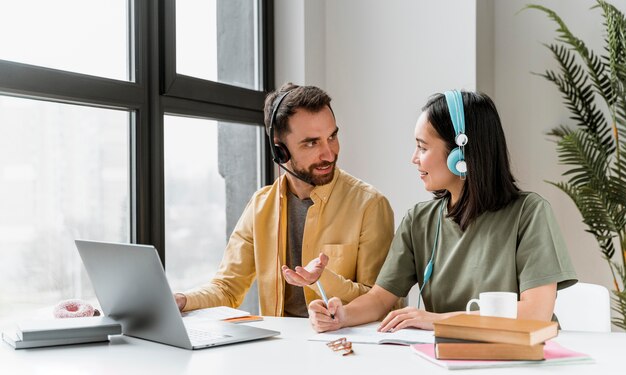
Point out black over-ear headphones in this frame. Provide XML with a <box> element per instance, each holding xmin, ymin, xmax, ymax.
<box><xmin>268</xmin><ymin>90</ymin><xmax>293</xmax><ymax>164</ymax></box>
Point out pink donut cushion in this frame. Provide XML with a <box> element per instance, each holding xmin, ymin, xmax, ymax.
<box><xmin>53</xmin><ymin>299</ymin><xmax>95</xmax><ymax>318</ymax></box>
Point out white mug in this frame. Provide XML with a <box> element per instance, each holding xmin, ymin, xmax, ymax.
<box><xmin>465</xmin><ymin>292</ymin><xmax>517</xmax><ymax>319</ymax></box>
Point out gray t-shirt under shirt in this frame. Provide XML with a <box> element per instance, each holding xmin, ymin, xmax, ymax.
<box><xmin>283</xmin><ymin>191</ymin><xmax>313</xmax><ymax>318</ymax></box>
<box><xmin>375</xmin><ymin>192</ymin><xmax>577</xmax><ymax>314</ymax></box>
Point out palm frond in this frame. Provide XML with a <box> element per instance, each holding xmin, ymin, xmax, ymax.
<box><xmin>525</xmin><ymin>4</ymin><xmax>615</xmax><ymax>104</ymax></box>
<box><xmin>608</xmin><ymin>141</ymin><xmax>626</xmax><ymax>229</ymax></box>
<box><xmin>613</xmin><ymin>289</ymin><xmax>626</xmax><ymax>329</ymax></box>
<box><xmin>611</xmin><ymin>262</ymin><xmax>626</xmax><ymax>329</ymax></box>
<box><xmin>556</xmin><ymin>130</ymin><xmax>610</xmax><ymax>189</ymax></box>
<box><xmin>612</xmin><ymin>141</ymin><xmax>626</xmax><ymax>179</ymax></box>
<box><xmin>599</xmin><ymin>0</ymin><xmax>626</xmax><ymax>98</ymax></box>
<box><xmin>618</xmin><ymin>104</ymin><xmax>626</xmax><ymax>140</ymax></box>
<box><xmin>546</xmin><ymin>181</ymin><xmax>617</xmax><ymax>259</ymax></box>
<box><xmin>539</xmin><ymin>44</ymin><xmax>614</xmax><ymax>153</ymax></box>
<box><xmin>546</xmin><ymin>124</ymin><xmax>573</xmax><ymax>141</ymax></box>
<box><xmin>599</xmin><ymin>0</ymin><xmax>626</xmax><ymax>180</ymax></box>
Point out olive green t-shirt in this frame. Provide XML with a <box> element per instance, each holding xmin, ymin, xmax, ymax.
<box><xmin>375</xmin><ymin>192</ymin><xmax>577</xmax><ymax>313</ymax></box>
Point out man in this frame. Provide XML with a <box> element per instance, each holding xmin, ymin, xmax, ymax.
<box><xmin>175</xmin><ymin>83</ymin><xmax>394</xmax><ymax>317</ymax></box>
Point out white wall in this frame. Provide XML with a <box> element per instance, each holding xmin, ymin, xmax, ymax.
<box><xmin>275</xmin><ymin>0</ymin><xmax>626</xmax><ymax>324</ymax></box>
<box><xmin>274</xmin><ymin>0</ymin><xmax>305</xmax><ymax>84</ymax></box>
<box><xmin>326</xmin><ymin>0</ymin><xmax>477</xmax><ymax>226</ymax></box>
<box><xmin>275</xmin><ymin>0</ymin><xmax>326</xmax><ymax>87</ymax></box>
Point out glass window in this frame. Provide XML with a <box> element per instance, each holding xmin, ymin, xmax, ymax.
<box><xmin>0</xmin><ymin>0</ymin><xmax>130</xmax><ymax>81</ymax></box>
<box><xmin>176</xmin><ymin>0</ymin><xmax>260</xmax><ymax>90</ymax></box>
<box><xmin>0</xmin><ymin>0</ymin><xmax>270</xmax><ymax>320</ymax></box>
<box><xmin>164</xmin><ymin>115</ymin><xmax>262</xmax><ymax>295</ymax></box>
<box><xmin>0</xmin><ymin>96</ymin><xmax>131</xmax><ymax>317</ymax></box>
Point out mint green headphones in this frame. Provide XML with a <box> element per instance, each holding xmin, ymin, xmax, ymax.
<box><xmin>444</xmin><ymin>90</ymin><xmax>468</xmax><ymax>177</ymax></box>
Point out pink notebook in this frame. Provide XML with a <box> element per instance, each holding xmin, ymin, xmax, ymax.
<box><xmin>410</xmin><ymin>340</ymin><xmax>593</xmax><ymax>370</ymax></box>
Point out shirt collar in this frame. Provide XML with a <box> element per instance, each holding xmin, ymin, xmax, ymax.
<box><xmin>277</xmin><ymin>168</ymin><xmax>341</xmax><ymax>203</ymax></box>
<box><xmin>309</xmin><ymin>168</ymin><xmax>340</xmax><ymax>204</ymax></box>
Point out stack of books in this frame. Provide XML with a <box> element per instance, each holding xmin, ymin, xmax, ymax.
<box><xmin>431</xmin><ymin>314</ymin><xmax>558</xmax><ymax>361</ymax></box>
<box><xmin>411</xmin><ymin>314</ymin><xmax>593</xmax><ymax>369</ymax></box>
<box><xmin>2</xmin><ymin>317</ymin><xmax>122</xmax><ymax>349</ymax></box>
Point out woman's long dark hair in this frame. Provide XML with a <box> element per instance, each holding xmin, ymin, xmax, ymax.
<box><xmin>423</xmin><ymin>91</ymin><xmax>520</xmax><ymax>230</ymax></box>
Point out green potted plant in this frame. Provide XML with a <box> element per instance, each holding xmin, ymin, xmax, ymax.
<box><xmin>526</xmin><ymin>0</ymin><xmax>626</xmax><ymax>329</ymax></box>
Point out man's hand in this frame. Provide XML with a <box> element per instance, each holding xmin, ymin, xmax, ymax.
<box><xmin>282</xmin><ymin>253</ymin><xmax>329</xmax><ymax>286</ymax></box>
<box><xmin>174</xmin><ymin>293</ymin><xmax>187</xmax><ymax>312</ymax></box>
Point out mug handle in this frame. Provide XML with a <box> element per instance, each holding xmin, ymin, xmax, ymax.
<box><xmin>466</xmin><ymin>298</ymin><xmax>480</xmax><ymax>314</ymax></box>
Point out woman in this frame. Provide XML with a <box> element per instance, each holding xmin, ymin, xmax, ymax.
<box><xmin>308</xmin><ymin>90</ymin><xmax>577</xmax><ymax>333</ymax></box>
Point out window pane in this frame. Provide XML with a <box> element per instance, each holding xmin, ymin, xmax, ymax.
<box><xmin>0</xmin><ymin>0</ymin><xmax>130</xmax><ymax>81</ymax></box>
<box><xmin>176</xmin><ymin>0</ymin><xmax>260</xmax><ymax>90</ymax></box>
<box><xmin>0</xmin><ymin>96</ymin><xmax>131</xmax><ymax>318</ymax></box>
<box><xmin>164</xmin><ymin>116</ymin><xmax>262</xmax><ymax>298</ymax></box>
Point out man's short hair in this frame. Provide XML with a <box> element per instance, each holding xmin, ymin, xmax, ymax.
<box><xmin>263</xmin><ymin>83</ymin><xmax>332</xmax><ymax>138</ymax></box>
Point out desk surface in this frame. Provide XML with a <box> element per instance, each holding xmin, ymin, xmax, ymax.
<box><xmin>1</xmin><ymin>317</ymin><xmax>624</xmax><ymax>374</ymax></box>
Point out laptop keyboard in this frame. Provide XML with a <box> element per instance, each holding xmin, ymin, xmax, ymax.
<box><xmin>187</xmin><ymin>328</ymin><xmax>229</xmax><ymax>344</ymax></box>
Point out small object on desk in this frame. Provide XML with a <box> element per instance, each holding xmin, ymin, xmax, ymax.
<box><xmin>181</xmin><ymin>306</ymin><xmax>251</xmax><ymax>322</ymax></box>
<box><xmin>411</xmin><ymin>340</ymin><xmax>593</xmax><ymax>370</ymax></box>
<box><xmin>433</xmin><ymin>314</ymin><xmax>558</xmax><ymax>346</ymax></box>
<box><xmin>326</xmin><ymin>337</ymin><xmax>354</xmax><ymax>356</ymax></box>
<box><xmin>53</xmin><ymin>299</ymin><xmax>99</xmax><ymax>318</ymax></box>
<box><xmin>434</xmin><ymin>337</ymin><xmax>545</xmax><ymax>360</ymax></box>
<box><xmin>16</xmin><ymin>316</ymin><xmax>121</xmax><ymax>341</ymax></box>
<box><xmin>310</xmin><ymin>322</ymin><xmax>434</xmax><ymax>345</ymax></box>
<box><xmin>2</xmin><ymin>330</ymin><xmax>110</xmax><ymax>350</ymax></box>
<box><xmin>223</xmin><ymin>315</ymin><xmax>264</xmax><ymax>324</ymax></box>
<box><xmin>316</xmin><ymin>280</ymin><xmax>334</xmax><ymax>319</ymax></box>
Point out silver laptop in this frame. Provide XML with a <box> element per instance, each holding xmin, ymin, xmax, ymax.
<box><xmin>75</xmin><ymin>239</ymin><xmax>279</xmax><ymax>350</ymax></box>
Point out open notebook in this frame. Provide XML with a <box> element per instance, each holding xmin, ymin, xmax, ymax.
<box><xmin>310</xmin><ymin>322</ymin><xmax>434</xmax><ymax>345</ymax></box>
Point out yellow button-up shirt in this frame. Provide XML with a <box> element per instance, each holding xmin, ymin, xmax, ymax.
<box><xmin>183</xmin><ymin>168</ymin><xmax>394</xmax><ymax>316</ymax></box>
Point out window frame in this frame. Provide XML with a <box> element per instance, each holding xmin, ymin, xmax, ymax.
<box><xmin>0</xmin><ymin>0</ymin><xmax>275</xmax><ymax>266</ymax></box>
<box><xmin>161</xmin><ymin>0</ymin><xmax>268</xmax><ymax>110</ymax></box>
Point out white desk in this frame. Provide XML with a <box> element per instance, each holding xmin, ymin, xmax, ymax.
<box><xmin>1</xmin><ymin>317</ymin><xmax>623</xmax><ymax>374</ymax></box>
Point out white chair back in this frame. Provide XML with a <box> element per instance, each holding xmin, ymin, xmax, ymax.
<box><xmin>554</xmin><ymin>282</ymin><xmax>611</xmax><ymax>332</ymax></box>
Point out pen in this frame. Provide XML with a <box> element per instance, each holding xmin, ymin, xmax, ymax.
<box><xmin>316</xmin><ymin>280</ymin><xmax>335</xmax><ymax>319</ymax></box>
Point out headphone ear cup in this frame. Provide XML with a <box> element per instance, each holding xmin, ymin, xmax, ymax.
<box><xmin>273</xmin><ymin>143</ymin><xmax>291</xmax><ymax>164</ymax></box>
<box><xmin>447</xmin><ymin>147</ymin><xmax>467</xmax><ymax>176</ymax></box>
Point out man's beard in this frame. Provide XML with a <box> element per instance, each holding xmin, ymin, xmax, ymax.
<box><xmin>291</xmin><ymin>156</ymin><xmax>338</xmax><ymax>186</ymax></box>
